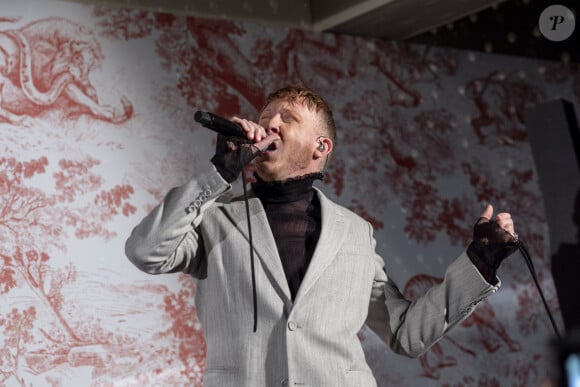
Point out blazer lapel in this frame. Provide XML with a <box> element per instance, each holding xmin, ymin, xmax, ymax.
<box><xmin>221</xmin><ymin>195</ymin><xmax>293</xmax><ymax>306</ymax></box>
<box><xmin>293</xmin><ymin>188</ymin><xmax>349</xmax><ymax>305</ymax></box>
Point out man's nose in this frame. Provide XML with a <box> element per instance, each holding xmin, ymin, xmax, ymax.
<box><xmin>265</xmin><ymin>117</ymin><xmax>281</xmax><ymax>135</ymax></box>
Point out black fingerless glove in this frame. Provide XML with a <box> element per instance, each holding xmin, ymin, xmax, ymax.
<box><xmin>210</xmin><ymin>135</ymin><xmax>262</xmax><ymax>183</ymax></box>
<box><xmin>467</xmin><ymin>216</ymin><xmax>519</xmax><ymax>284</ymax></box>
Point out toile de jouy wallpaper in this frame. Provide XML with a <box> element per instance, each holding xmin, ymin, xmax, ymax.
<box><xmin>1</xmin><ymin>0</ymin><xmax>578</xmax><ymax>386</ymax></box>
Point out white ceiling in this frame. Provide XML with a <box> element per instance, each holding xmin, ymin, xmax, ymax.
<box><xmin>64</xmin><ymin>0</ymin><xmax>505</xmax><ymax>40</ymax></box>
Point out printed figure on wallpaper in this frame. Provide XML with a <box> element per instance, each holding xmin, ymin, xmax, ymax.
<box><xmin>0</xmin><ymin>16</ymin><xmax>132</xmax><ymax>125</ymax></box>
<box><xmin>466</xmin><ymin>71</ymin><xmax>544</xmax><ymax>145</ymax></box>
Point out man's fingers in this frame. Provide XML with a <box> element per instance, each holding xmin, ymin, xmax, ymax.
<box><xmin>477</xmin><ymin>205</ymin><xmax>516</xmax><ymax>236</ymax></box>
<box><xmin>231</xmin><ymin>117</ymin><xmax>268</xmax><ymax>141</ymax></box>
<box><xmin>496</xmin><ymin>212</ymin><xmax>515</xmax><ymax>236</ymax></box>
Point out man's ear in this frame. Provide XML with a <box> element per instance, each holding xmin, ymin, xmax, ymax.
<box><xmin>314</xmin><ymin>137</ymin><xmax>333</xmax><ymax>159</ymax></box>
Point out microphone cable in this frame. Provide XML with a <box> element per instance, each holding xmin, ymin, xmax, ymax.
<box><xmin>240</xmin><ymin>147</ymin><xmax>258</xmax><ymax>333</ymax></box>
<box><xmin>516</xmin><ymin>238</ymin><xmax>561</xmax><ymax>339</ymax></box>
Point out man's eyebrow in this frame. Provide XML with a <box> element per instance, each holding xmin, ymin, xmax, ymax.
<box><xmin>281</xmin><ymin>107</ymin><xmax>301</xmax><ymax>120</ymax></box>
<box><xmin>259</xmin><ymin>109</ymin><xmax>272</xmax><ymax>119</ymax></box>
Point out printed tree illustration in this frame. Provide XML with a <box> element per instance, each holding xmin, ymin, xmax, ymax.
<box><xmin>0</xmin><ymin>155</ymin><xmax>139</xmax><ymax>384</ymax></box>
<box><xmin>0</xmin><ymin>307</ymin><xmax>36</xmax><ymax>386</ymax></box>
<box><xmin>158</xmin><ymin>275</ymin><xmax>206</xmax><ymax>385</ymax></box>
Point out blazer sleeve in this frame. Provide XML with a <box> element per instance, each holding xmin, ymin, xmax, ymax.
<box><xmin>124</xmin><ymin>163</ymin><xmax>230</xmax><ymax>277</ymax></box>
<box><xmin>364</xmin><ymin>222</ymin><xmax>500</xmax><ymax>358</ymax></box>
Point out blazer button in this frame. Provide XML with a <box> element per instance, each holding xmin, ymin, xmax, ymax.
<box><xmin>287</xmin><ymin>321</ymin><xmax>298</xmax><ymax>331</ymax></box>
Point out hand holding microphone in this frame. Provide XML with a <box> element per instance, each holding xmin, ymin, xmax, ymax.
<box><xmin>195</xmin><ymin>111</ymin><xmax>270</xmax><ymax>144</ymax></box>
<box><xmin>196</xmin><ymin>111</ymin><xmax>275</xmax><ymax>182</ymax></box>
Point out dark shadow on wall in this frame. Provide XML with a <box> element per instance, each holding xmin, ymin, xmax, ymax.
<box><xmin>524</xmin><ymin>99</ymin><xmax>580</xmax><ymax>334</ymax></box>
<box><xmin>551</xmin><ymin>189</ymin><xmax>580</xmax><ymax>332</ymax></box>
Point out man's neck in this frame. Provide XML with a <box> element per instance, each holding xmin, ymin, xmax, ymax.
<box><xmin>252</xmin><ymin>172</ymin><xmax>323</xmax><ymax>204</ymax></box>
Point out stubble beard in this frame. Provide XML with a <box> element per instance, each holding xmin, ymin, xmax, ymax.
<box><xmin>256</xmin><ymin>145</ymin><xmax>312</xmax><ymax>181</ymax></box>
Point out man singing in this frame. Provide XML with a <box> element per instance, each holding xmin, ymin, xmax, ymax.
<box><xmin>125</xmin><ymin>85</ymin><xmax>519</xmax><ymax>387</ymax></box>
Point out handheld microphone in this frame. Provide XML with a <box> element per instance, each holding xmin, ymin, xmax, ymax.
<box><xmin>194</xmin><ymin>111</ymin><xmax>248</xmax><ymax>139</ymax></box>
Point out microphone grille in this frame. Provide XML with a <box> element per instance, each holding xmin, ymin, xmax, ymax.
<box><xmin>194</xmin><ymin>111</ymin><xmax>212</xmax><ymax>125</ymax></box>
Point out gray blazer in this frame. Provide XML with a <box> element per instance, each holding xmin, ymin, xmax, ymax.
<box><xmin>125</xmin><ymin>163</ymin><xmax>498</xmax><ymax>387</ymax></box>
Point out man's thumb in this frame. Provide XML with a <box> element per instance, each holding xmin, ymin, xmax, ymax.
<box><xmin>480</xmin><ymin>203</ymin><xmax>494</xmax><ymax>221</ymax></box>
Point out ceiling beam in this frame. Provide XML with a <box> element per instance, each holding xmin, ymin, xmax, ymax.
<box><xmin>310</xmin><ymin>0</ymin><xmax>396</xmax><ymax>32</ymax></box>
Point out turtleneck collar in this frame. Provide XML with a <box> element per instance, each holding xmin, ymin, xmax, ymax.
<box><xmin>252</xmin><ymin>172</ymin><xmax>323</xmax><ymax>204</ymax></box>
